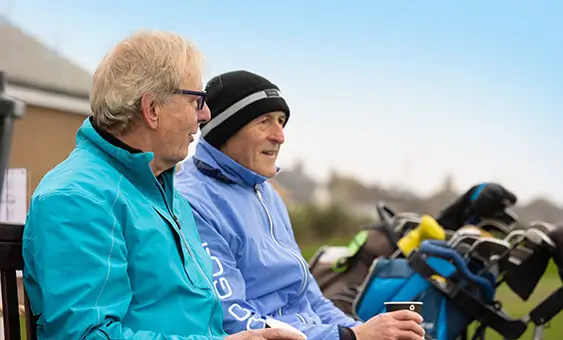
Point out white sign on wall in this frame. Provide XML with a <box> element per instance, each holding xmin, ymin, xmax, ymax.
<box><xmin>0</xmin><ymin>168</ymin><xmax>28</xmax><ymax>224</ymax></box>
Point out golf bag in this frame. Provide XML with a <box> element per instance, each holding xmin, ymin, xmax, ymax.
<box><xmin>309</xmin><ymin>183</ymin><xmax>519</xmax><ymax>316</ymax></box>
<box><xmin>309</xmin><ymin>205</ymin><xmax>444</xmax><ymax>316</ymax></box>
<box><xmin>353</xmin><ymin>245</ymin><xmax>493</xmax><ymax>340</ymax></box>
<box><xmin>353</xmin><ymin>238</ymin><xmax>529</xmax><ymax>340</ymax></box>
<box><xmin>354</xmin><ymin>220</ymin><xmax>563</xmax><ymax>340</ymax></box>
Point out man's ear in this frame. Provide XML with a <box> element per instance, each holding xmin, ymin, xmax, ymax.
<box><xmin>140</xmin><ymin>94</ymin><xmax>159</xmax><ymax>130</ymax></box>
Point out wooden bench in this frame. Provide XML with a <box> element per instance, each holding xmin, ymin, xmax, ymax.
<box><xmin>0</xmin><ymin>223</ymin><xmax>36</xmax><ymax>340</ymax></box>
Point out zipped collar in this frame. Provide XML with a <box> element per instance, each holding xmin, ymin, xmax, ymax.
<box><xmin>192</xmin><ymin>139</ymin><xmax>279</xmax><ymax>188</ymax></box>
<box><xmin>77</xmin><ymin>117</ymin><xmax>176</xmax><ymax>195</ymax></box>
<box><xmin>90</xmin><ymin>117</ymin><xmax>143</xmax><ymax>154</ymax></box>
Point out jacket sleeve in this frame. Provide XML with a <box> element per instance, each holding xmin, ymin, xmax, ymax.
<box><xmin>274</xmin><ymin>196</ymin><xmax>361</xmax><ymax>329</ymax></box>
<box><xmin>191</xmin><ymin>207</ymin><xmax>342</xmax><ymax>340</ymax></box>
<box><xmin>304</xmin><ymin>272</ymin><xmax>362</xmax><ymax>328</ymax></box>
<box><xmin>23</xmin><ymin>191</ymin><xmax>223</xmax><ymax>340</ymax></box>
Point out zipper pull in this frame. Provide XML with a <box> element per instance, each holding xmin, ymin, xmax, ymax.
<box><xmin>255</xmin><ymin>184</ymin><xmax>262</xmax><ymax>199</ymax></box>
<box><xmin>173</xmin><ymin>215</ymin><xmax>181</xmax><ymax>229</ymax></box>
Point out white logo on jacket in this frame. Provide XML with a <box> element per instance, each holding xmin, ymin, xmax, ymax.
<box><xmin>203</xmin><ymin>242</ymin><xmax>232</xmax><ymax>299</ymax></box>
<box><xmin>203</xmin><ymin>242</ymin><xmax>266</xmax><ymax>330</ymax></box>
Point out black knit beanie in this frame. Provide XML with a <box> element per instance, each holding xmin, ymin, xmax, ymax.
<box><xmin>200</xmin><ymin>70</ymin><xmax>290</xmax><ymax>148</ymax></box>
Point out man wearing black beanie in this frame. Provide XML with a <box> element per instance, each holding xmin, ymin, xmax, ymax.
<box><xmin>175</xmin><ymin>70</ymin><xmax>425</xmax><ymax>340</ymax></box>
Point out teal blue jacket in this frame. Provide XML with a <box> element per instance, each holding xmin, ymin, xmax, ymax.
<box><xmin>22</xmin><ymin>117</ymin><xmax>227</xmax><ymax>339</ymax></box>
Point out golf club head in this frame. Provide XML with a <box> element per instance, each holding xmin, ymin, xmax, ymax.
<box><xmin>391</xmin><ymin>212</ymin><xmax>422</xmax><ymax>234</ymax></box>
<box><xmin>476</xmin><ymin>218</ymin><xmax>514</xmax><ymax>238</ymax></box>
<box><xmin>503</xmin><ymin>221</ymin><xmax>556</xmax><ymax>300</ymax></box>
<box><xmin>375</xmin><ymin>202</ymin><xmax>397</xmax><ymax>225</ymax></box>
<box><xmin>464</xmin><ymin>238</ymin><xmax>511</xmax><ymax>267</ymax></box>
<box><xmin>444</xmin><ymin>229</ymin><xmax>456</xmax><ymax>241</ymax></box>
<box><xmin>448</xmin><ymin>225</ymin><xmax>487</xmax><ymax>245</ymax></box>
<box><xmin>526</xmin><ymin>221</ymin><xmax>557</xmax><ymax>247</ymax></box>
<box><xmin>449</xmin><ymin>234</ymin><xmax>481</xmax><ymax>255</ymax></box>
<box><xmin>503</xmin><ymin>229</ymin><xmax>527</xmax><ymax>244</ymax></box>
<box><xmin>546</xmin><ymin>224</ymin><xmax>563</xmax><ymax>282</ymax></box>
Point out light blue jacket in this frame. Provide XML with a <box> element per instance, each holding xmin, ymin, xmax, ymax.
<box><xmin>175</xmin><ymin>140</ymin><xmax>361</xmax><ymax>340</ymax></box>
<box><xmin>23</xmin><ymin>118</ymin><xmax>227</xmax><ymax>339</ymax></box>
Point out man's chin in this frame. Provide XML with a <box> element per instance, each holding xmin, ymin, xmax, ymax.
<box><xmin>261</xmin><ymin>167</ymin><xmax>278</xmax><ymax>178</ymax></box>
<box><xmin>174</xmin><ymin>149</ymin><xmax>190</xmax><ymax>165</ymax></box>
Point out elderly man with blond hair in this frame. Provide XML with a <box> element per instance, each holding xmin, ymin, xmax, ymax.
<box><xmin>22</xmin><ymin>31</ymin><xmax>304</xmax><ymax>340</ymax></box>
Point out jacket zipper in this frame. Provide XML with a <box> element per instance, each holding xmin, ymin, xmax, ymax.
<box><xmin>254</xmin><ymin>184</ymin><xmax>309</xmax><ymax>295</ymax></box>
<box><xmin>174</xmin><ymin>215</ymin><xmax>217</xmax><ymax>337</ymax></box>
<box><xmin>156</xmin><ymin>180</ymin><xmax>216</xmax><ymax>338</ymax></box>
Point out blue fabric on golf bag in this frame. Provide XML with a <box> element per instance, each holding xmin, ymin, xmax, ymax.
<box><xmin>353</xmin><ymin>241</ymin><xmax>497</xmax><ymax>340</ymax></box>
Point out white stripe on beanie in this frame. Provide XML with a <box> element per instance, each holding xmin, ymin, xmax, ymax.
<box><xmin>200</xmin><ymin>89</ymin><xmax>282</xmax><ymax>137</ymax></box>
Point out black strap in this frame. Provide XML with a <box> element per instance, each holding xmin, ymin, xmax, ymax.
<box><xmin>408</xmin><ymin>250</ymin><xmax>528</xmax><ymax>340</ymax></box>
<box><xmin>529</xmin><ymin>286</ymin><xmax>563</xmax><ymax>326</ymax></box>
<box><xmin>338</xmin><ymin>326</ymin><xmax>357</xmax><ymax>340</ymax></box>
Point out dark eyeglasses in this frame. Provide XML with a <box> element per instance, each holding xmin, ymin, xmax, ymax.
<box><xmin>174</xmin><ymin>89</ymin><xmax>206</xmax><ymax>111</ymax></box>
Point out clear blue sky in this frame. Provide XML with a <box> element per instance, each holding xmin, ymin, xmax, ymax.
<box><xmin>3</xmin><ymin>0</ymin><xmax>563</xmax><ymax>204</ymax></box>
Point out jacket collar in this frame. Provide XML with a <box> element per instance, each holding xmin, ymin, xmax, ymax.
<box><xmin>90</xmin><ymin>117</ymin><xmax>143</xmax><ymax>154</ymax></box>
<box><xmin>76</xmin><ymin>117</ymin><xmax>176</xmax><ymax>190</ymax></box>
<box><xmin>193</xmin><ymin>139</ymin><xmax>279</xmax><ymax>187</ymax></box>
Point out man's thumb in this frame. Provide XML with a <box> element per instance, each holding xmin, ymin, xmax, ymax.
<box><xmin>262</xmin><ymin>327</ymin><xmax>306</xmax><ymax>340</ymax></box>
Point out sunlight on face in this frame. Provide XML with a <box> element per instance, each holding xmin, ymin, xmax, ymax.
<box><xmin>156</xmin><ymin>76</ymin><xmax>210</xmax><ymax>168</ymax></box>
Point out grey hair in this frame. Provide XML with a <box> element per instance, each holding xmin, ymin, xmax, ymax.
<box><xmin>89</xmin><ymin>30</ymin><xmax>204</xmax><ymax>134</ymax></box>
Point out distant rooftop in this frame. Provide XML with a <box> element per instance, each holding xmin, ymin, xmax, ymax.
<box><xmin>0</xmin><ymin>18</ymin><xmax>92</xmax><ymax>99</ymax></box>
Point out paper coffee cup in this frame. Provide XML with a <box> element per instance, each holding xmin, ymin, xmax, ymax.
<box><xmin>384</xmin><ymin>301</ymin><xmax>423</xmax><ymax>314</ymax></box>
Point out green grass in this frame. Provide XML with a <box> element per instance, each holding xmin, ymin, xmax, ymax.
<box><xmin>300</xmin><ymin>238</ymin><xmax>563</xmax><ymax>339</ymax></box>
<box><xmin>472</xmin><ymin>273</ymin><xmax>563</xmax><ymax>340</ymax></box>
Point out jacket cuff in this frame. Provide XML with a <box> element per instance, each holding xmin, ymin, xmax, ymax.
<box><xmin>338</xmin><ymin>326</ymin><xmax>357</xmax><ymax>340</ymax></box>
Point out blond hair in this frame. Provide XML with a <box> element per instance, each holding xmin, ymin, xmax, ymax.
<box><xmin>90</xmin><ymin>30</ymin><xmax>203</xmax><ymax>134</ymax></box>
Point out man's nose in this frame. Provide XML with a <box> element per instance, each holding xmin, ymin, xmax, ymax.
<box><xmin>269</xmin><ymin>123</ymin><xmax>285</xmax><ymax>144</ymax></box>
<box><xmin>198</xmin><ymin>103</ymin><xmax>211</xmax><ymax>123</ymax></box>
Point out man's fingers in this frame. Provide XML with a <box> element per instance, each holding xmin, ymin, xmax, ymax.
<box><xmin>395</xmin><ymin>320</ymin><xmax>425</xmax><ymax>337</ymax></box>
<box><xmin>261</xmin><ymin>328</ymin><xmax>306</xmax><ymax>340</ymax></box>
<box><xmin>395</xmin><ymin>329</ymin><xmax>425</xmax><ymax>340</ymax></box>
<box><xmin>387</xmin><ymin>310</ymin><xmax>423</xmax><ymax>323</ymax></box>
